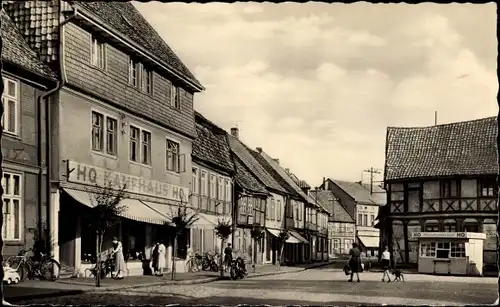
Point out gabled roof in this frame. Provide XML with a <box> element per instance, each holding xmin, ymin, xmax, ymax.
<box><xmin>227</xmin><ymin>135</ymin><xmax>287</xmax><ymax>193</ymax></box>
<box><xmin>286</xmin><ymin>170</ymin><xmax>311</xmax><ymax>189</ymax></box>
<box><xmin>311</xmin><ymin>190</ymin><xmax>355</xmax><ymax>223</ymax></box>
<box><xmin>233</xmin><ymin>155</ymin><xmax>268</xmax><ymax>195</ymax></box>
<box><xmin>331</xmin><ymin>179</ymin><xmax>386</xmax><ymax>206</ymax></box>
<box><xmin>1</xmin><ymin>10</ymin><xmax>57</xmax><ymax>81</ymax></box>
<box><xmin>74</xmin><ymin>1</ymin><xmax>202</xmax><ymax>91</ymax></box>
<box><xmin>192</xmin><ymin>112</ymin><xmax>234</xmax><ymax>174</ymax></box>
<box><xmin>255</xmin><ymin>150</ymin><xmax>318</xmax><ymax>207</ymax></box>
<box><xmin>385</xmin><ymin>116</ymin><xmax>498</xmax><ymax>181</ymax></box>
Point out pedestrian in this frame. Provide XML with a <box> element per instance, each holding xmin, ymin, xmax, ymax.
<box><xmin>224</xmin><ymin>243</ymin><xmax>233</xmax><ymax>272</ymax></box>
<box><xmin>381</xmin><ymin>245</ymin><xmax>392</xmax><ymax>282</ymax></box>
<box><xmin>111</xmin><ymin>237</ymin><xmax>126</xmax><ymax>279</ymax></box>
<box><xmin>347</xmin><ymin>242</ymin><xmax>362</xmax><ymax>282</ymax></box>
<box><xmin>152</xmin><ymin>242</ymin><xmax>159</xmax><ymax>275</ymax></box>
<box><xmin>156</xmin><ymin>240</ymin><xmax>166</xmax><ymax>277</ymax></box>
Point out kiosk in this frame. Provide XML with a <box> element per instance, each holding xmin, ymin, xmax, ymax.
<box><xmin>412</xmin><ymin>232</ymin><xmax>486</xmax><ymax>276</ymax></box>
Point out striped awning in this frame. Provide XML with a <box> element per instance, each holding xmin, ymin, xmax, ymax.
<box><xmin>63</xmin><ymin>188</ymin><xmax>167</xmax><ymax>225</ymax></box>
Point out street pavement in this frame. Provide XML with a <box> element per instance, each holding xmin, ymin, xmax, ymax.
<box><xmin>12</xmin><ymin>264</ymin><xmax>498</xmax><ymax>306</ymax></box>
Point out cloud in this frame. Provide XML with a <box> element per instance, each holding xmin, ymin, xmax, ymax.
<box><xmin>134</xmin><ymin>3</ymin><xmax>497</xmax><ymax>185</ymax></box>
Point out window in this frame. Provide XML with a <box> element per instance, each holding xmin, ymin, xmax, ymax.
<box><xmin>299</xmin><ymin>203</ymin><xmax>303</xmax><ymax>221</ymax></box>
<box><xmin>276</xmin><ymin>200</ymin><xmax>281</xmax><ymax>221</ymax></box>
<box><xmin>91</xmin><ymin>111</ymin><xmax>104</xmax><ymax>152</ymax></box>
<box><xmin>170</xmin><ymin>85</ymin><xmax>180</xmax><ymax>109</ymax></box>
<box><xmin>91</xmin><ymin>37</ymin><xmax>106</xmax><ymax>69</ymax></box>
<box><xmin>2</xmin><ymin>173</ymin><xmax>22</xmax><ymax>241</ymax></box>
<box><xmin>370</xmin><ymin>215</ymin><xmax>375</xmax><ymax>226</ymax></box>
<box><xmin>129</xmin><ymin>58</ymin><xmax>140</xmax><ymax>87</ymax></box>
<box><xmin>441</xmin><ymin>180</ymin><xmax>460</xmax><ymax>198</ymax></box>
<box><xmin>248</xmin><ymin>198</ymin><xmax>254</xmax><ymax>217</ymax></box>
<box><xmin>241</xmin><ymin>198</ymin><xmax>247</xmax><ymax>214</ymax></box>
<box><xmin>363</xmin><ymin>214</ymin><xmax>368</xmax><ymax>226</ymax></box>
<box><xmin>142</xmin><ymin>67</ymin><xmax>152</xmax><ymax>94</ymax></box>
<box><xmin>166</xmin><ymin>139</ymin><xmax>180</xmax><ymax>172</ymax></box>
<box><xmin>436</xmin><ymin>242</ymin><xmax>450</xmax><ymax>258</ymax></box>
<box><xmin>200</xmin><ymin>171</ymin><xmax>208</xmax><ymax>197</ymax></box>
<box><xmin>218</xmin><ymin>177</ymin><xmax>224</xmax><ymax>200</ymax></box>
<box><xmin>192</xmin><ymin>168</ymin><xmax>199</xmax><ymax>194</ymax></box>
<box><xmin>225</xmin><ymin>180</ymin><xmax>232</xmax><ymax>202</ymax></box>
<box><xmin>357</xmin><ymin>214</ymin><xmax>362</xmax><ymax>226</ymax></box>
<box><xmin>1</xmin><ymin>77</ymin><xmax>19</xmax><ymax>135</ymax></box>
<box><xmin>129</xmin><ymin>126</ymin><xmax>139</xmax><ymax>162</ymax></box>
<box><xmin>479</xmin><ymin>179</ymin><xmax>497</xmax><ymax>197</ymax></box>
<box><xmin>444</xmin><ymin>223</ymin><xmax>456</xmax><ymax>232</ymax></box>
<box><xmin>106</xmin><ymin>117</ymin><xmax>117</xmax><ymax>155</ymax></box>
<box><xmin>420</xmin><ymin>242</ymin><xmax>436</xmax><ymax>257</ymax></box>
<box><xmin>208</xmin><ymin>174</ymin><xmax>216</xmax><ymax>199</ymax></box>
<box><xmin>141</xmin><ymin>131</ymin><xmax>151</xmax><ymax>165</ymax></box>
<box><xmin>450</xmin><ymin>242</ymin><xmax>465</xmax><ymax>258</ymax></box>
<box><xmin>425</xmin><ymin>225</ymin><xmax>439</xmax><ymax>232</ymax></box>
<box><xmin>271</xmin><ymin>199</ymin><xmax>275</xmax><ymax>220</ymax></box>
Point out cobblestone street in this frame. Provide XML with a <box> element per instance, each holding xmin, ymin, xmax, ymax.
<box><xmin>16</xmin><ymin>265</ymin><xmax>498</xmax><ymax>306</ymax></box>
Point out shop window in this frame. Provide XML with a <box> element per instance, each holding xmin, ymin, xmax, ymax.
<box><xmin>450</xmin><ymin>242</ymin><xmax>465</xmax><ymax>258</ymax></box>
<box><xmin>420</xmin><ymin>242</ymin><xmax>436</xmax><ymax>257</ymax></box>
<box><xmin>436</xmin><ymin>242</ymin><xmax>450</xmax><ymax>258</ymax></box>
<box><xmin>444</xmin><ymin>224</ymin><xmax>456</xmax><ymax>232</ymax></box>
<box><xmin>425</xmin><ymin>225</ymin><xmax>439</xmax><ymax>232</ymax></box>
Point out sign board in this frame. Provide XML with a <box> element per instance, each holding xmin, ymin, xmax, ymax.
<box><xmin>411</xmin><ymin>232</ymin><xmax>466</xmax><ymax>238</ymax></box>
<box><xmin>67</xmin><ymin>160</ymin><xmax>189</xmax><ymax>202</ymax></box>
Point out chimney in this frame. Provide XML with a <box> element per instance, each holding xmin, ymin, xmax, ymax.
<box><xmin>274</xmin><ymin>158</ymin><xmax>280</xmax><ymax>164</ymax></box>
<box><xmin>230</xmin><ymin>127</ymin><xmax>239</xmax><ymax>139</ymax></box>
<box><xmin>256</xmin><ymin>147</ymin><xmax>262</xmax><ymax>153</ymax></box>
<box><xmin>322</xmin><ymin>177</ymin><xmax>326</xmax><ymax>190</ymax></box>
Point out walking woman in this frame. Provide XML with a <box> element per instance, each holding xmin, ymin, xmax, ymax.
<box><xmin>152</xmin><ymin>242</ymin><xmax>159</xmax><ymax>275</ymax></box>
<box><xmin>381</xmin><ymin>245</ymin><xmax>391</xmax><ymax>282</ymax></box>
<box><xmin>348</xmin><ymin>242</ymin><xmax>362</xmax><ymax>282</ymax></box>
<box><xmin>156</xmin><ymin>240</ymin><xmax>166</xmax><ymax>277</ymax></box>
<box><xmin>112</xmin><ymin>237</ymin><xmax>126</xmax><ymax>279</ymax></box>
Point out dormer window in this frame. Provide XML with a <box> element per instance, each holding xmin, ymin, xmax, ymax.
<box><xmin>129</xmin><ymin>58</ymin><xmax>140</xmax><ymax>88</ymax></box>
<box><xmin>91</xmin><ymin>36</ymin><xmax>106</xmax><ymax>70</ymax></box>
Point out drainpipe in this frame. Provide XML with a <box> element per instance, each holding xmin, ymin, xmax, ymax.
<box><xmin>42</xmin><ymin>3</ymin><xmax>78</xmax><ymax>253</ymax></box>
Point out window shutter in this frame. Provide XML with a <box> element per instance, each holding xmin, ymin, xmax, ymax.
<box><xmin>178</xmin><ymin>153</ymin><xmax>186</xmax><ymax>173</ymax></box>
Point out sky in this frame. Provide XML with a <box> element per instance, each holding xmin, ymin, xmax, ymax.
<box><xmin>134</xmin><ymin>2</ymin><xmax>498</xmax><ymax>187</ymax></box>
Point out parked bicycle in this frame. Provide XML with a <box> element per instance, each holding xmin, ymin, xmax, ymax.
<box><xmin>5</xmin><ymin>248</ymin><xmax>61</xmax><ymax>282</ymax></box>
<box><xmin>86</xmin><ymin>254</ymin><xmax>116</xmax><ymax>279</ymax></box>
<box><xmin>186</xmin><ymin>253</ymin><xmax>201</xmax><ymax>272</ymax></box>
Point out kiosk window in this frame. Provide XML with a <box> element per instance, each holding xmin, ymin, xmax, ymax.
<box><xmin>421</xmin><ymin>242</ymin><xmax>436</xmax><ymax>257</ymax></box>
<box><xmin>436</xmin><ymin>242</ymin><xmax>450</xmax><ymax>258</ymax></box>
<box><xmin>450</xmin><ymin>243</ymin><xmax>465</xmax><ymax>258</ymax></box>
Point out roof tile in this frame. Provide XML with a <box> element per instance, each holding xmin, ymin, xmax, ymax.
<box><xmin>311</xmin><ymin>190</ymin><xmax>355</xmax><ymax>223</ymax></box>
<box><xmin>385</xmin><ymin>116</ymin><xmax>498</xmax><ymax>181</ymax></box>
<box><xmin>233</xmin><ymin>156</ymin><xmax>268</xmax><ymax>195</ymax></box>
<box><xmin>331</xmin><ymin>180</ymin><xmax>386</xmax><ymax>206</ymax></box>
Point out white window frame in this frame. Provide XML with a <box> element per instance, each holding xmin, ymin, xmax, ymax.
<box><xmin>91</xmin><ymin>36</ymin><xmax>106</xmax><ymax>70</ymax></box>
<box><xmin>105</xmin><ymin>117</ymin><xmax>118</xmax><ymax>156</ymax></box>
<box><xmin>450</xmin><ymin>242</ymin><xmax>466</xmax><ymax>258</ymax></box>
<box><xmin>1</xmin><ymin>172</ymin><xmax>23</xmax><ymax>241</ymax></box>
<box><xmin>209</xmin><ymin>174</ymin><xmax>216</xmax><ymax>199</ymax></box>
<box><xmin>276</xmin><ymin>199</ymin><xmax>281</xmax><ymax>221</ymax></box>
<box><xmin>129</xmin><ymin>57</ymin><xmax>141</xmax><ymax>88</ymax></box>
<box><xmin>166</xmin><ymin>138</ymin><xmax>180</xmax><ymax>173</ymax></box>
<box><xmin>200</xmin><ymin>171</ymin><xmax>208</xmax><ymax>197</ymax></box>
<box><xmin>170</xmin><ymin>84</ymin><xmax>180</xmax><ymax>109</ymax></box>
<box><xmin>142</xmin><ymin>67</ymin><xmax>153</xmax><ymax>94</ymax></box>
<box><xmin>90</xmin><ymin>110</ymin><xmax>118</xmax><ymax>157</ymax></box>
<box><xmin>129</xmin><ymin>125</ymin><xmax>140</xmax><ymax>163</ymax></box>
<box><xmin>225</xmin><ymin>180</ymin><xmax>231</xmax><ymax>202</ymax></box>
<box><xmin>217</xmin><ymin>177</ymin><xmax>224</xmax><ymax>200</ymax></box>
<box><xmin>141</xmin><ymin>129</ymin><xmax>152</xmax><ymax>165</ymax></box>
<box><xmin>420</xmin><ymin>242</ymin><xmax>437</xmax><ymax>258</ymax></box>
<box><xmin>2</xmin><ymin>77</ymin><xmax>19</xmax><ymax>136</ymax></box>
<box><xmin>192</xmin><ymin>167</ymin><xmax>200</xmax><ymax>195</ymax></box>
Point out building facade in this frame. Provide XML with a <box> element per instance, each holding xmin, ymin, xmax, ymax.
<box><xmin>311</xmin><ymin>190</ymin><xmax>356</xmax><ymax>257</ymax></box>
<box><xmin>380</xmin><ymin>117</ymin><xmax>498</xmax><ymax>269</ymax></box>
<box><xmin>1</xmin><ymin>10</ymin><xmax>58</xmax><ymax>258</ymax></box>
<box><xmin>321</xmin><ymin>178</ymin><xmax>386</xmax><ymax>257</ymax></box>
<box><xmin>190</xmin><ymin>112</ymin><xmax>234</xmax><ymax>256</ymax></box>
<box><xmin>4</xmin><ymin>1</ymin><xmax>204</xmax><ymax>276</ymax></box>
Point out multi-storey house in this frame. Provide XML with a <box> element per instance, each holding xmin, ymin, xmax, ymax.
<box><xmin>380</xmin><ymin>117</ymin><xmax>498</xmax><ymax>271</ymax></box>
<box><xmin>311</xmin><ymin>190</ymin><xmax>356</xmax><ymax>257</ymax></box>
<box><xmin>320</xmin><ymin>178</ymin><xmax>386</xmax><ymax>257</ymax></box>
<box><xmin>250</xmin><ymin>149</ymin><xmax>312</xmax><ymax>264</ymax></box>
<box><xmin>189</xmin><ymin>112</ymin><xmax>234</xmax><ymax>256</ymax></box>
<box><xmin>4</xmin><ymin>1</ymin><xmax>204</xmax><ymax>276</ymax></box>
<box><xmin>1</xmin><ymin>10</ymin><xmax>58</xmax><ymax>258</ymax></box>
<box><xmin>227</xmin><ymin>128</ymin><xmax>295</xmax><ymax>265</ymax></box>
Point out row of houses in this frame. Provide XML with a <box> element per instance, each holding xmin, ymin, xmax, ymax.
<box><xmin>0</xmin><ymin>1</ymin><xmax>330</xmax><ymax>277</ymax></box>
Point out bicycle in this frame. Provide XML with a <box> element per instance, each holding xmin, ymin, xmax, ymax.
<box><xmin>185</xmin><ymin>253</ymin><xmax>200</xmax><ymax>272</ymax></box>
<box><xmin>5</xmin><ymin>248</ymin><xmax>61</xmax><ymax>282</ymax></box>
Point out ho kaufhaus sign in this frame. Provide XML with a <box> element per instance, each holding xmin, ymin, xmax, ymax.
<box><xmin>67</xmin><ymin>161</ymin><xmax>189</xmax><ymax>202</ymax></box>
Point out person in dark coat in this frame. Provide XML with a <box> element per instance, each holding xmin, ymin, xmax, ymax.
<box><xmin>152</xmin><ymin>242</ymin><xmax>159</xmax><ymax>275</ymax></box>
<box><xmin>224</xmin><ymin>243</ymin><xmax>233</xmax><ymax>272</ymax></box>
<box><xmin>348</xmin><ymin>242</ymin><xmax>362</xmax><ymax>282</ymax></box>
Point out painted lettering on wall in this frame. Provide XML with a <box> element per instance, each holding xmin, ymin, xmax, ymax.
<box><xmin>67</xmin><ymin>161</ymin><xmax>189</xmax><ymax>202</ymax></box>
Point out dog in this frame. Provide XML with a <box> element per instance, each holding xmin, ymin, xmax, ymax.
<box><xmin>391</xmin><ymin>269</ymin><xmax>405</xmax><ymax>282</ymax></box>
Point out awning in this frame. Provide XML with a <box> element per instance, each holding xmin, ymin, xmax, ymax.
<box><xmin>143</xmin><ymin>201</ymin><xmax>226</xmax><ymax>230</ymax></box>
<box><xmin>358</xmin><ymin>236</ymin><xmax>379</xmax><ymax>248</ymax></box>
<box><xmin>63</xmin><ymin>188</ymin><xmax>167</xmax><ymax>225</ymax></box>
<box><xmin>289</xmin><ymin>231</ymin><xmax>309</xmax><ymax>244</ymax></box>
<box><xmin>267</xmin><ymin>228</ymin><xmax>281</xmax><ymax>238</ymax></box>
<box><xmin>286</xmin><ymin>235</ymin><xmax>301</xmax><ymax>244</ymax></box>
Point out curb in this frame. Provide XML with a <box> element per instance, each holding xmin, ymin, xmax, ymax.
<box><xmin>89</xmin><ymin>276</ymin><xmax>221</xmax><ymax>292</ymax></box>
<box><xmin>6</xmin><ymin>290</ymin><xmax>87</xmax><ymax>303</ymax></box>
